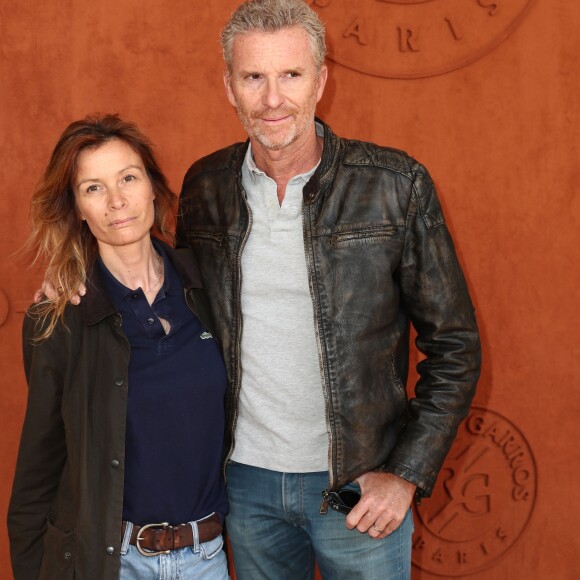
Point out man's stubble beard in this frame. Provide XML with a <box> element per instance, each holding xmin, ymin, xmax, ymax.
<box><xmin>236</xmin><ymin>88</ymin><xmax>319</xmax><ymax>152</ymax></box>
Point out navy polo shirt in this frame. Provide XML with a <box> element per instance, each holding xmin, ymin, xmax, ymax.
<box><xmin>98</xmin><ymin>241</ymin><xmax>228</xmax><ymax>525</ymax></box>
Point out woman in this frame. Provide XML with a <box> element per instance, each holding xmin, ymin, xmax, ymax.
<box><xmin>7</xmin><ymin>115</ymin><xmax>229</xmax><ymax>580</ymax></box>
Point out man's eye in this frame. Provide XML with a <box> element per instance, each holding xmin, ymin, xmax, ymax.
<box><xmin>287</xmin><ymin>72</ymin><xmax>300</xmax><ymax>78</ymax></box>
<box><xmin>247</xmin><ymin>74</ymin><xmax>262</xmax><ymax>80</ymax></box>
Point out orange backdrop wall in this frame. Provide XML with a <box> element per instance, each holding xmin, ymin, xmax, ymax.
<box><xmin>0</xmin><ymin>1</ymin><xmax>578</xmax><ymax>578</ymax></box>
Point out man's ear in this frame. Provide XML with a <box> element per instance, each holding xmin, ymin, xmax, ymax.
<box><xmin>316</xmin><ymin>64</ymin><xmax>328</xmax><ymax>104</ymax></box>
<box><xmin>224</xmin><ymin>71</ymin><xmax>237</xmax><ymax>108</ymax></box>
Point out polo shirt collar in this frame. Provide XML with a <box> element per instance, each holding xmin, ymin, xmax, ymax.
<box><xmin>82</xmin><ymin>239</ymin><xmax>203</xmax><ymax>326</ymax></box>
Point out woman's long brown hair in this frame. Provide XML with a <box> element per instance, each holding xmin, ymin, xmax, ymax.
<box><xmin>27</xmin><ymin>114</ymin><xmax>175</xmax><ymax>339</ymax></box>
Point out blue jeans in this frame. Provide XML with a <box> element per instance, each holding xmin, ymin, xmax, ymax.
<box><xmin>226</xmin><ymin>462</ymin><xmax>413</xmax><ymax>580</ymax></box>
<box><xmin>119</xmin><ymin>517</ymin><xmax>229</xmax><ymax>580</ymax></box>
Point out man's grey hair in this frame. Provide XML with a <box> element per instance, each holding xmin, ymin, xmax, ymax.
<box><xmin>221</xmin><ymin>0</ymin><xmax>327</xmax><ymax>72</ymax></box>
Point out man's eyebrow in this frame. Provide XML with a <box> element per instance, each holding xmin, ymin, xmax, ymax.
<box><xmin>237</xmin><ymin>66</ymin><xmax>308</xmax><ymax>76</ymax></box>
<box><xmin>237</xmin><ymin>68</ymin><xmax>261</xmax><ymax>76</ymax></box>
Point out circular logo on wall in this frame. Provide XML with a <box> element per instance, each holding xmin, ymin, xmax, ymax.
<box><xmin>411</xmin><ymin>406</ymin><xmax>537</xmax><ymax>576</ymax></box>
<box><xmin>308</xmin><ymin>0</ymin><xmax>536</xmax><ymax>78</ymax></box>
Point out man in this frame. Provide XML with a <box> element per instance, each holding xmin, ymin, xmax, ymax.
<box><xmin>176</xmin><ymin>0</ymin><xmax>481</xmax><ymax>578</ymax></box>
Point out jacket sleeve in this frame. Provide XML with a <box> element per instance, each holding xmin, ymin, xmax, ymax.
<box><xmin>384</xmin><ymin>162</ymin><xmax>482</xmax><ymax>496</ymax></box>
<box><xmin>175</xmin><ymin>196</ymin><xmax>188</xmax><ymax>250</ymax></box>
<box><xmin>7</xmin><ymin>312</ymin><xmax>68</xmax><ymax>580</ymax></box>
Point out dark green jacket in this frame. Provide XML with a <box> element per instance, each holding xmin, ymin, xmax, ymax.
<box><xmin>8</xmin><ymin>244</ymin><xmax>217</xmax><ymax>580</ymax></box>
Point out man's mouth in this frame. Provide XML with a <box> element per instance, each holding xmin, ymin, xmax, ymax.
<box><xmin>261</xmin><ymin>115</ymin><xmax>290</xmax><ymax>124</ymax></box>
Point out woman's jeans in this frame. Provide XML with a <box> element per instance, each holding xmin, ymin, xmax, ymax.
<box><xmin>226</xmin><ymin>461</ymin><xmax>413</xmax><ymax>580</ymax></box>
<box><xmin>119</xmin><ymin>519</ymin><xmax>229</xmax><ymax>580</ymax></box>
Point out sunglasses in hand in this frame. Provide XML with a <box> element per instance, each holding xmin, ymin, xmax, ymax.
<box><xmin>323</xmin><ymin>488</ymin><xmax>361</xmax><ymax>515</ymax></box>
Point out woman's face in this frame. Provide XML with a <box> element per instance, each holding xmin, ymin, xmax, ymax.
<box><xmin>74</xmin><ymin>139</ymin><xmax>155</xmax><ymax>254</ymax></box>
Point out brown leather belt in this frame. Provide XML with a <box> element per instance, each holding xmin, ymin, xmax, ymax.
<box><xmin>122</xmin><ymin>514</ymin><xmax>222</xmax><ymax>556</ymax></box>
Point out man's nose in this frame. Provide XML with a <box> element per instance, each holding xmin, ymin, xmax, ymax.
<box><xmin>262</xmin><ymin>78</ymin><xmax>284</xmax><ymax>110</ymax></box>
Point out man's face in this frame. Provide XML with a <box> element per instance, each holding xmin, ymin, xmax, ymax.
<box><xmin>224</xmin><ymin>26</ymin><xmax>327</xmax><ymax>152</ymax></box>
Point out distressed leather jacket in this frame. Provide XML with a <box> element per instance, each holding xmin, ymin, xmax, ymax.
<box><xmin>177</xmin><ymin>119</ymin><xmax>481</xmax><ymax>498</ymax></box>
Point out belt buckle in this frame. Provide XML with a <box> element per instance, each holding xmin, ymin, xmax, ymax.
<box><xmin>136</xmin><ymin>521</ymin><xmax>171</xmax><ymax>557</ymax></box>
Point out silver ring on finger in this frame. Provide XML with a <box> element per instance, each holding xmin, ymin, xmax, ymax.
<box><xmin>372</xmin><ymin>524</ymin><xmax>385</xmax><ymax>533</ymax></box>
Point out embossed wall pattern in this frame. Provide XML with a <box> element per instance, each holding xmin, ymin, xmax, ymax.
<box><xmin>308</xmin><ymin>0</ymin><xmax>537</xmax><ymax>78</ymax></box>
<box><xmin>411</xmin><ymin>408</ymin><xmax>537</xmax><ymax>576</ymax></box>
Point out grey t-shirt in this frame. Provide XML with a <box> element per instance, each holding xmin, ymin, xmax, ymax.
<box><xmin>230</xmin><ymin>140</ymin><xmax>329</xmax><ymax>473</ymax></box>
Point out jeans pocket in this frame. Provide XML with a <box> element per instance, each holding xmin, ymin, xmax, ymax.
<box><xmin>198</xmin><ymin>534</ymin><xmax>224</xmax><ymax>560</ymax></box>
<box><xmin>341</xmin><ymin>480</ymin><xmax>362</xmax><ymax>494</ymax></box>
<box><xmin>39</xmin><ymin>520</ymin><xmax>75</xmax><ymax>580</ymax></box>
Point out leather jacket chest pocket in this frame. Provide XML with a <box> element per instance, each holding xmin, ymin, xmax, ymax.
<box><xmin>186</xmin><ymin>230</ymin><xmax>230</xmax><ymax>262</ymax></box>
<box><xmin>187</xmin><ymin>230</ymin><xmax>226</xmax><ymax>246</ymax></box>
<box><xmin>330</xmin><ymin>224</ymin><xmax>400</xmax><ymax>247</ymax></box>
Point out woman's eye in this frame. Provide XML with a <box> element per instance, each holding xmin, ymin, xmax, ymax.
<box><xmin>123</xmin><ymin>174</ymin><xmax>135</xmax><ymax>183</ymax></box>
<box><xmin>86</xmin><ymin>184</ymin><xmax>99</xmax><ymax>193</ymax></box>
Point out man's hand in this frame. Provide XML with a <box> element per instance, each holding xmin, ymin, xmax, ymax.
<box><xmin>34</xmin><ymin>280</ymin><xmax>86</xmax><ymax>305</ymax></box>
<box><xmin>345</xmin><ymin>472</ymin><xmax>416</xmax><ymax>539</ymax></box>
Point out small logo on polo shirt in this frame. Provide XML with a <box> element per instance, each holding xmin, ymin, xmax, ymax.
<box><xmin>200</xmin><ymin>331</ymin><xmax>213</xmax><ymax>340</ymax></box>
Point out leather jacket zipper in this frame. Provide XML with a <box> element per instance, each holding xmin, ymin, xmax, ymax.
<box><xmin>302</xmin><ymin>200</ymin><xmax>336</xmax><ymax>514</ymax></box>
<box><xmin>223</xmin><ymin>185</ymin><xmax>253</xmax><ymax>480</ymax></box>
